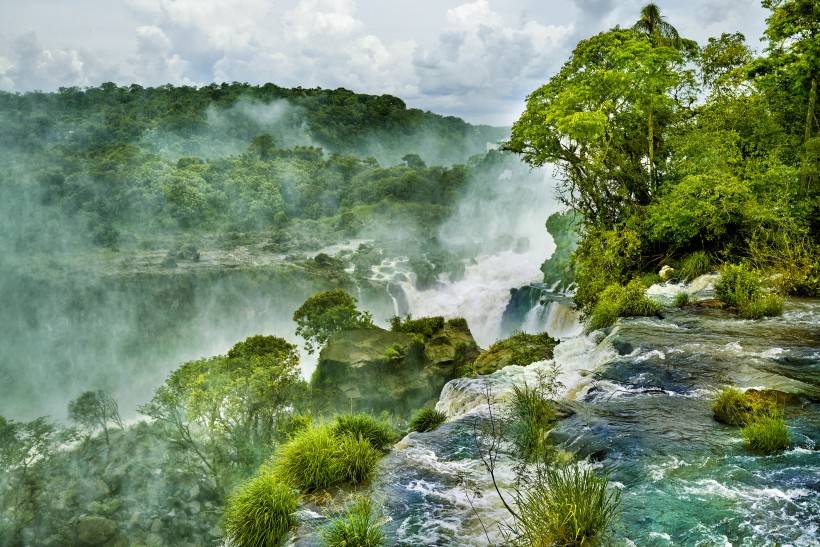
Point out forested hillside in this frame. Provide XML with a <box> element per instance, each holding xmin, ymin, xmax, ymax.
<box><xmin>508</xmin><ymin>1</ymin><xmax>820</xmax><ymax>313</ymax></box>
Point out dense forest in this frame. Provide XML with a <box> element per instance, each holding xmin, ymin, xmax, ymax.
<box><xmin>509</xmin><ymin>0</ymin><xmax>820</xmax><ymax>316</ymax></box>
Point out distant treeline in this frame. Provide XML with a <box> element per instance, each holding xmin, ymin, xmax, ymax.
<box><xmin>0</xmin><ymin>83</ymin><xmax>512</xmax><ymax>248</ymax></box>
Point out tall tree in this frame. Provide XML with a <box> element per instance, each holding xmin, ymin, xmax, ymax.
<box><xmin>762</xmin><ymin>0</ymin><xmax>820</xmax><ymax>196</ymax></box>
<box><xmin>506</xmin><ymin>27</ymin><xmax>691</xmax><ymax>227</ymax></box>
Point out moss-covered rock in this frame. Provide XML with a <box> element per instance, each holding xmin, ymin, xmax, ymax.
<box><xmin>311</xmin><ymin>320</ymin><xmax>479</xmax><ymax>416</ymax></box>
<box><xmin>472</xmin><ymin>332</ymin><xmax>558</xmax><ymax>375</ymax></box>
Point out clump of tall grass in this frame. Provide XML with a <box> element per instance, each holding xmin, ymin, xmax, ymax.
<box><xmin>321</xmin><ymin>496</ymin><xmax>384</xmax><ymax>547</ymax></box>
<box><xmin>673</xmin><ymin>291</ymin><xmax>690</xmax><ymax>308</ymax></box>
<box><xmin>739</xmin><ymin>293</ymin><xmax>784</xmax><ymax>319</ymax></box>
<box><xmin>716</xmin><ymin>264</ymin><xmax>784</xmax><ymax>319</ymax></box>
<box><xmin>511</xmin><ymin>463</ymin><xmax>621</xmax><ymax>546</ymax></box>
<box><xmin>586</xmin><ymin>280</ymin><xmax>663</xmax><ymax>332</ymax></box>
<box><xmin>333</xmin><ymin>434</ymin><xmax>382</xmax><ymax>484</ymax></box>
<box><xmin>742</xmin><ymin>415</ymin><xmax>790</xmax><ymax>454</ymax></box>
<box><xmin>509</xmin><ymin>382</ymin><xmax>557</xmax><ymax>462</ymax></box>
<box><xmin>409</xmin><ymin>407</ymin><xmax>447</xmax><ymax>433</ymax></box>
<box><xmin>223</xmin><ymin>473</ymin><xmax>298</xmax><ymax>547</ymax></box>
<box><xmin>712</xmin><ymin>387</ymin><xmax>778</xmax><ymax>426</ymax></box>
<box><xmin>331</xmin><ymin>414</ymin><xmax>396</xmax><ymax>450</ymax></box>
<box><xmin>678</xmin><ymin>251</ymin><xmax>711</xmax><ymax>282</ymax></box>
<box><xmin>272</xmin><ymin>424</ymin><xmax>383</xmax><ymax>492</ymax></box>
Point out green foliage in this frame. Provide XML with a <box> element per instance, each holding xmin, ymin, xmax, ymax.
<box><xmin>138</xmin><ymin>334</ymin><xmax>305</xmax><ymax>497</ymax></box>
<box><xmin>331</xmin><ymin>414</ymin><xmax>396</xmax><ymax>451</ymax></box>
<box><xmin>408</xmin><ymin>407</ymin><xmax>447</xmax><ymax>433</ymax></box>
<box><xmin>293</xmin><ymin>290</ymin><xmax>374</xmax><ymax>354</ymax></box>
<box><xmin>272</xmin><ymin>424</ymin><xmax>384</xmax><ymax>492</ymax></box>
<box><xmin>712</xmin><ymin>387</ymin><xmax>780</xmax><ymax>426</ymax></box>
<box><xmin>67</xmin><ymin>390</ymin><xmax>124</xmax><ymax>445</ymax></box>
<box><xmin>678</xmin><ymin>251</ymin><xmax>712</xmax><ymax>282</ymax></box>
<box><xmin>742</xmin><ymin>415</ymin><xmax>791</xmax><ymax>454</ymax></box>
<box><xmin>223</xmin><ymin>473</ymin><xmax>298</xmax><ymax>547</ymax></box>
<box><xmin>333</xmin><ymin>434</ymin><xmax>382</xmax><ymax>485</ymax></box>
<box><xmin>715</xmin><ymin>264</ymin><xmax>762</xmax><ymax>308</ymax></box>
<box><xmin>639</xmin><ymin>272</ymin><xmax>662</xmax><ymax>288</ymax></box>
<box><xmin>389</xmin><ymin>314</ymin><xmax>445</xmax><ymax>338</ymax></box>
<box><xmin>715</xmin><ymin>264</ymin><xmax>784</xmax><ymax>318</ymax></box>
<box><xmin>507</xmin><ymin>26</ymin><xmax>692</xmax><ymax>228</ymax></box>
<box><xmin>486</xmin><ymin>332</ymin><xmax>558</xmax><ymax>368</ymax></box>
<box><xmin>586</xmin><ymin>281</ymin><xmax>663</xmax><ymax>332</ymax></box>
<box><xmin>673</xmin><ymin>291</ymin><xmax>691</xmax><ymax>308</ymax></box>
<box><xmin>512</xmin><ymin>463</ymin><xmax>621</xmax><ymax>547</ymax></box>
<box><xmin>321</xmin><ymin>496</ymin><xmax>384</xmax><ymax>547</ymax></box>
<box><xmin>739</xmin><ymin>293</ymin><xmax>785</xmax><ymax>319</ymax></box>
<box><xmin>445</xmin><ymin>317</ymin><xmax>469</xmax><ymax>331</ymax></box>
<box><xmin>383</xmin><ymin>344</ymin><xmax>405</xmax><ymax>362</ymax></box>
<box><xmin>573</xmin><ymin>228</ymin><xmax>644</xmax><ymax>311</ymax></box>
<box><xmin>509</xmin><ymin>380</ymin><xmax>558</xmax><ymax>462</ymax></box>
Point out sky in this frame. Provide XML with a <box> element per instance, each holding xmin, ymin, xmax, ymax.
<box><xmin>0</xmin><ymin>0</ymin><xmax>770</xmax><ymax>126</ymax></box>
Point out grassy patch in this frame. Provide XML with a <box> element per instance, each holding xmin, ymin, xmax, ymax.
<box><xmin>331</xmin><ymin>414</ymin><xmax>396</xmax><ymax>451</ymax></box>
<box><xmin>586</xmin><ymin>280</ymin><xmax>663</xmax><ymax>332</ymax></box>
<box><xmin>321</xmin><ymin>496</ymin><xmax>384</xmax><ymax>547</ymax></box>
<box><xmin>223</xmin><ymin>473</ymin><xmax>297</xmax><ymax>547</ymax></box>
<box><xmin>715</xmin><ymin>263</ymin><xmax>761</xmax><ymax>308</ymax></box>
<box><xmin>333</xmin><ymin>434</ymin><xmax>382</xmax><ymax>484</ymax></box>
<box><xmin>389</xmin><ymin>315</ymin><xmax>445</xmax><ymax>338</ymax></box>
<box><xmin>712</xmin><ymin>387</ymin><xmax>778</xmax><ymax>426</ymax></box>
<box><xmin>513</xmin><ymin>463</ymin><xmax>620</xmax><ymax>546</ymax></box>
<box><xmin>673</xmin><ymin>291</ymin><xmax>690</xmax><ymax>308</ymax></box>
<box><xmin>509</xmin><ymin>382</ymin><xmax>558</xmax><ymax>462</ymax></box>
<box><xmin>679</xmin><ymin>251</ymin><xmax>711</xmax><ymax>282</ymax></box>
<box><xmin>409</xmin><ymin>407</ymin><xmax>447</xmax><ymax>433</ymax></box>
<box><xmin>273</xmin><ymin>425</ymin><xmax>342</xmax><ymax>492</ymax></box>
<box><xmin>742</xmin><ymin>415</ymin><xmax>790</xmax><ymax>454</ymax></box>
<box><xmin>739</xmin><ymin>293</ymin><xmax>784</xmax><ymax>319</ymax></box>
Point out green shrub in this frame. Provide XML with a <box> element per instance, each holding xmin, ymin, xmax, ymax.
<box><xmin>389</xmin><ymin>315</ymin><xmax>445</xmax><ymax>338</ymax></box>
<box><xmin>409</xmin><ymin>407</ymin><xmax>447</xmax><ymax>433</ymax></box>
<box><xmin>586</xmin><ymin>280</ymin><xmax>663</xmax><ymax>332</ymax></box>
<box><xmin>223</xmin><ymin>473</ymin><xmax>298</xmax><ymax>547</ymax></box>
<box><xmin>673</xmin><ymin>291</ymin><xmax>690</xmax><ymax>308</ymax></box>
<box><xmin>639</xmin><ymin>272</ymin><xmax>661</xmax><ymax>288</ymax></box>
<box><xmin>273</xmin><ymin>425</ymin><xmax>341</xmax><ymax>492</ymax></box>
<box><xmin>742</xmin><ymin>415</ymin><xmax>790</xmax><ymax>454</ymax></box>
<box><xmin>509</xmin><ymin>382</ymin><xmax>557</xmax><ymax>462</ymax></box>
<box><xmin>334</xmin><ymin>434</ymin><xmax>382</xmax><ymax>484</ymax></box>
<box><xmin>715</xmin><ymin>263</ymin><xmax>761</xmax><ymax>308</ymax></box>
<box><xmin>739</xmin><ymin>293</ymin><xmax>784</xmax><ymax>319</ymax></box>
<box><xmin>382</xmin><ymin>344</ymin><xmax>404</xmax><ymax>362</ymax></box>
<box><xmin>483</xmin><ymin>332</ymin><xmax>557</xmax><ymax>368</ymax></box>
<box><xmin>445</xmin><ymin>317</ymin><xmax>469</xmax><ymax>331</ymax></box>
<box><xmin>331</xmin><ymin>414</ymin><xmax>396</xmax><ymax>450</ymax></box>
<box><xmin>712</xmin><ymin>387</ymin><xmax>779</xmax><ymax>426</ymax></box>
<box><xmin>321</xmin><ymin>496</ymin><xmax>384</xmax><ymax>547</ymax></box>
<box><xmin>679</xmin><ymin>251</ymin><xmax>711</xmax><ymax>282</ymax></box>
<box><xmin>513</xmin><ymin>463</ymin><xmax>620</xmax><ymax>546</ymax></box>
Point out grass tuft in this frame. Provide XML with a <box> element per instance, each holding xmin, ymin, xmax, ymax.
<box><xmin>679</xmin><ymin>251</ymin><xmax>711</xmax><ymax>282</ymax></box>
<box><xmin>333</xmin><ymin>434</ymin><xmax>382</xmax><ymax>484</ymax></box>
<box><xmin>409</xmin><ymin>407</ymin><xmax>447</xmax><ymax>433</ymax></box>
<box><xmin>331</xmin><ymin>414</ymin><xmax>396</xmax><ymax>450</ymax></box>
<box><xmin>742</xmin><ymin>415</ymin><xmax>790</xmax><ymax>454</ymax></box>
<box><xmin>273</xmin><ymin>425</ymin><xmax>341</xmax><ymax>492</ymax></box>
<box><xmin>673</xmin><ymin>291</ymin><xmax>690</xmax><ymax>308</ymax></box>
<box><xmin>223</xmin><ymin>473</ymin><xmax>297</xmax><ymax>547</ymax></box>
<box><xmin>321</xmin><ymin>496</ymin><xmax>384</xmax><ymax>547</ymax></box>
<box><xmin>509</xmin><ymin>382</ymin><xmax>557</xmax><ymax>462</ymax></box>
<box><xmin>739</xmin><ymin>293</ymin><xmax>784</xmax><ymax>319</ymax></box>
<box><xmin>513</xmin><ymin>463</ymin><xmax>620</xmax><ymax>546</ymax></box>
<box><xmin>586</xmin><ymin>280</ymin><xmax>663</xmax><ymax>332</ymax></box>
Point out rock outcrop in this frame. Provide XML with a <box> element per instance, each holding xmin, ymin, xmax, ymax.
<box><xmin>311</xmin><ymin>320</ymin><xmax>479</xmax><ymax>416</ymax></box>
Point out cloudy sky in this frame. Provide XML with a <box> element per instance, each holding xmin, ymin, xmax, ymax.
<box><xmin>0</xmin><ymin>0</ymin><xmax>769</xmax><ymax>125</ymax></box>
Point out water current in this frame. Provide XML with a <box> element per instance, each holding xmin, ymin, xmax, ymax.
<box><xmin>363</xmin><ymin>278</ymin><xmax>820</xmax><ymax>546</ymax></box>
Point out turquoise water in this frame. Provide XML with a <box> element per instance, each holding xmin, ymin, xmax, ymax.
<box><xmin>367</xmin><ymin>297</ymin><xmax>819</xmax><ymax>546</ymax></box>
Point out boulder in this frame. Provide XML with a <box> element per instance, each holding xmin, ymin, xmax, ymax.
<box><xmin>312</xmin><ymin>323</ymin><xmax>479</xmax><ymax>416</ymax></box>
<box><xmin>472</xmin><ymin>332</ymin><xmax>558</xmax><ymax>375</ymax></box>
<box><xmin>77</xmin><ymin>515</ymin><xmax>118</xmax><ymax>545</ymax></box>
<box><xmin>659</xmin><ymin>265</ymin><xmax>675</xmax><ymax>281</ymax></box>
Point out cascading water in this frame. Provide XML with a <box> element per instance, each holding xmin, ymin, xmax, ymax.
<box><xmin>358</xmin><ymin>277</ymin><xmax>819</xmax><ymax>546</ymax></box>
